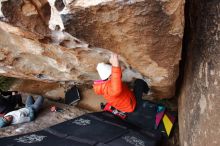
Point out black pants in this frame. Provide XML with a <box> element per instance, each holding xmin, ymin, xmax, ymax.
<box><xmin>126</xmin><ymin>79</ymin><xmax>157</xmax><ymax>130</ymax></box>
<box><xmin>133</xmin><ymin>79</ymin><xmax>149</xmax><ymax>110</ymax></box>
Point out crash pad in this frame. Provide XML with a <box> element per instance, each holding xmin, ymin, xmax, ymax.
<box><xmin>49</xmin><ymin>114</ymin><xmax>127</xmax><ymax>143</ymax></box>
<box><xmin>155</xmin><ymin>106</ymin><xmax>166</xmax><ymax>129</ymax></box>
<box><xmin>0</xmin><ymin>112</ymin><xmax>162</xmax><ymax>146</ymax></box>
<box><xmin>0</xmin><ymin>130</ymin><xmax>91</xmax><ymax>146</ymax></box>
<box><xmin>162</xmin><ymin>114</ymin><xmax>173</xmax><ymax>137</ymax></box>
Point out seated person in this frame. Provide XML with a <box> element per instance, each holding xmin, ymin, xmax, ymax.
<box><xmin>0</xmin><ymin>95</ymin><xmax>44</xmax><ymax>128</ymax></box>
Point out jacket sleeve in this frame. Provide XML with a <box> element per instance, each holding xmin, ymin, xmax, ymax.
<box><xmin>107</xmin><ymin>67</ymin><xmax>122</xmax><ymax>97</ymax></box>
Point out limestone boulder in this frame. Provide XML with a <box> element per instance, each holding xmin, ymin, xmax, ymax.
<box><xmin>0</xmin><ymin>22</ymin><xmax>112</xmax><ymax>83</ymax></box>
<box><xmin>1</xmin><ymin>0</ymin><xmax>50</xmax><ymax>35</ymax></box>
<box><xmin>0</xmin><ymin>0</ymin><xmax>185</xmax><ymax>98</ymax></box>
<box><xmin>62</xmin><ymin>0</ymin><xmax>185</xmax><ymax>98</ymax></box>
<box><xmin>178</xmin><ymin>0</ymin><xmax>220</xmax><ymax>145</ymax></box>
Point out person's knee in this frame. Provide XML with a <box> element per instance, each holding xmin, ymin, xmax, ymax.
<box><xmin>27</xmin><ymin>95</ymin><xmax>33</xmax><ymax>100</ymax></box>
<box><xmin>35</xmin><ymin>96</ymin><xmax>44</xmax><ymax>107</ymax></box>
<box><xmin>134</xmin><ymin>79</ymin><xmax>143</xmax><ymax>84</ymax></box>
<box><xmin>134</xmin><ymin>79</ymin><xmax>149</xmax><ymax>93</ymax></box>
<box><xmin>134</xmin><ymin>79</ymin><xmax>148</xmax><ymax>86</ymax></box>
<box><xmin>25</xmin><ymin>96</ymin><xmax>35</xmax><ymax>107</ymax></box>
<box><xmin>37</xmin><ymin>96</ymin><xmax>44</xmax><ymax>102</ymax></box>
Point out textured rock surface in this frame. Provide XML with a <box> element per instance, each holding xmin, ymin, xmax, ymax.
<box><xmin>0</xmin><ymin>0</ymin><xmax>185</xmax><ymax>98</ymax></box>
<box><xmin>10</xmin><ymin>79</ymin><xmax>64</xmax><ymax>100</ymax></box>
<box><xmin>63</xmin><ymin>0</ymin><xmax>184</xmax><ymax>98</ymax></box>
<box><xmin>1</xmin><ymin>0</ymin><xmax>50</xmax><ymax>35</ymax></box>
<box><xmin>78</xmin><ymin>88</ymin><xmax>106</xmax><ymax>111</ymax></box>
<box><xmin>0</xmin><ymin>22</ymin><xmax>112</xmax><ymax>83</ymax></box>
<box><xmin>178</xmin><ymin>0</ymin><xmax>220</xmax><ymax>145</ymax></box>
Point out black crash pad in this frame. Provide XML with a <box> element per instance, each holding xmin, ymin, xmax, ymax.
<box><xmin>108</xmin><ymin>131</ymin><xmax>158</xmax><ymax>146</ymax></box>
<box><xmin>126</xmin><ymin>101</ymin><xmax>158</xmax><ymax>131</ymax></box>
<box><xmin>0</xmin><ymin>112</ymin><xmax>162</xmax><ymax>146</ymax></box>
<box><xmin>0</xmin><ymin>130</ymin><xmax>91</xmax><ymax>146</ymax></box>
<box><xmin>90</xmin><ymin>112</ymin><xmax>162</xmax><ymax>143</ymax></box>
<box><xmin>48</xmin><ymin>113</ymin><xmax>128</xmax><ymax>143</ymax></box>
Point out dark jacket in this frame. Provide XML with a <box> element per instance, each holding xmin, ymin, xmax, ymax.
<box><xmin>0</xmin><ymin>90</ymin><xmax>22</xmax><ymax>114</ymax></box>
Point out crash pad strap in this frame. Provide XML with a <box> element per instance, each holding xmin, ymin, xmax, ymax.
<box><xmin>44</xmin><ymin>128</ymin><xmax>67</xmax><ymax>138</ymax></box>
<box><xmin>45</xmin><ymin>128</ymin><xmax>97</xmax><ymax>145</ymax></box>
<box><xmin>96</xmin><ymin>143</ymin><xmax>111</xmax><ymax>146</ymax></box>
<box><xmin>103</xmin><ymin>130</ymin><xmax>129</xmax><ymax>143</ymax></box>
<box><xmin>87</xmin><ymin>114</ymin><xmax>127</xmax><ymax>129</ymax></box>
<box><xmin>66</xmin><ymin>135</ymin><xmax>97</xmax><ymax>145</ymax></box>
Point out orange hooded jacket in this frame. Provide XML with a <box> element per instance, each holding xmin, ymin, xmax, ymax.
<box><xmin>93</xmin><ymin>66</ymin><xmax>136</xmax><ymax>113</ymax></box>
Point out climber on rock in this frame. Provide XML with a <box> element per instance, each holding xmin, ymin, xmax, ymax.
<box><xmin>0</xmin><ymin>95</ymin><xmax>44</xmax><ymax>128</ymax></box>
<box><xmin>93</xmin><ymin>53</ymin><xmax>150</xmax><ymax>118</ymax></box>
